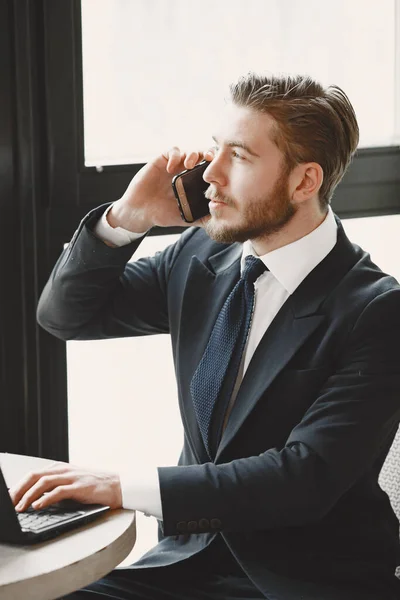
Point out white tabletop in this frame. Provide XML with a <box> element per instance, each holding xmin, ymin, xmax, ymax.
<box><xmin>0</xmin><ymin>453</ymin><xmax>136</xmax><ymax>600</ymax></box>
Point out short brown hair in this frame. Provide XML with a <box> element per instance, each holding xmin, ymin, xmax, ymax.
<box><xmin>229</xmin><ymin>73</ymin><xmax>359</xmax><ymax>209</ymax></box>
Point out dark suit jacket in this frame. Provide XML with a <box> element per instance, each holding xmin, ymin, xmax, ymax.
<box><xmin>37</xmin><ymin>205</ymin><xmax>400</xmax><ymax>594</ymax></box>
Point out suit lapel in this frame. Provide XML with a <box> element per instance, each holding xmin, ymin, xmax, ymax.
<box><xmin>215</xmin><ymin>218</ymin><xmax>360</xmax><ymax>460</ymax></box>
<box><xmin>177</xmin><ymin>242</ymin><xmax>243</xmax><ymax>461</ymax></box>
<box><xmin>216</xmin><ymin>304</ymin><xmax>324</xmax><ymax>459</ymax></box>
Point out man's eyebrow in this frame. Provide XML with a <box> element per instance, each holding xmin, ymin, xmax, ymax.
<box><xmin>212</xmin><ymin>136</ymin><xmax>260</xmax><ymax>158</ymax></box>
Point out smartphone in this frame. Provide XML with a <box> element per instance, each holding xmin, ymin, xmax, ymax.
<box><xmin>172</xmin><ymin>160</ymin><xmax>210</xmax><ymax>223</ymax></box>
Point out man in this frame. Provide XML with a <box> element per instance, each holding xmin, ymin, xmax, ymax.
<box><xmin>10</xmin><ymin>73</ymin><xmax>400</xmax><ymax>599</ymax></box>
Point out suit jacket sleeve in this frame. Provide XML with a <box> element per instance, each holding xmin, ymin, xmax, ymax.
<box><xmin>37</xmin><ymin>204</ymin><xmax>194</xmax><ymax>340</ymax></box>
<box><xmin>158</xmin><ymin>287</ymin><xmax>400</xmax><ymax>535</ymax></box>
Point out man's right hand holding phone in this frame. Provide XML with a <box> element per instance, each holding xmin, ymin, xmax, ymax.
<box><xmin>107</xmin><ymin>147</ymin><xmax>214</xmax><ymax>234</ymax></box>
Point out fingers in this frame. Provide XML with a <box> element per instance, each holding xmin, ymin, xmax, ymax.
<box><xmin>204</xmin><ymin>147</ymin><xmax>215</xmax><ymax>162</ymax></box>
<box><xmin>163</xmin><ymin>147</ymin><xmax>215</xmax><ymax>174</ymax></box>
<box><xmin>13</xmin><ymin>473</ymin><xmax>76</xmax><ymax>512</ymax></box>
<box><xmin>9</xmin><ymin>463</ymin><xmax>72</xmax><ymax>508</ymax></box>
<box><xmin>183</xmin><ymin>151</ymin><xmax>201</xmax><ymax>170</ymax></box>
<box><xmin>163</xmin><ymin>146</ymin><xmax>183</xmax><ymax>173</ymax></box>
<box><xmin>9</xmin><ymin>467</ymin><xmax>123</xmax><ymax>512</ymax></box>
<box><xmin>31</xmin><ymin>485</ymin><xmax>76</xmax><ymax>510</ymax></box>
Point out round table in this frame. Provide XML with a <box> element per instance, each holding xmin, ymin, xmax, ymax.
<box><xmin>0</xmin><ymin>453</ymin><xmax>136</xmax><ymax>600</ymax></box>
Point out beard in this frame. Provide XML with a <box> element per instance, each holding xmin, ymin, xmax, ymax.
<box><xmin>203</xmin><ymin>167</ymin><xmax>297</xmax><ymax>244</ymax></box>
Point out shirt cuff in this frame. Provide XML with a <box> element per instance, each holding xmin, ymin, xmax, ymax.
<box><xmin>93</xmin><ymin>204</ymin><xmax>148</xmax><ymax>247</ymax></box>
<box><xmin>119</xmin><ymin>468</ymin><xmax>163</xmax><ymax>520</ymax></box>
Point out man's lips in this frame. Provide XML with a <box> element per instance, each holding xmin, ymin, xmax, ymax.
<box><xmin>208</xmin><ymin>198</ymin><xmax>227</xmax><ymax>207</ymax></box>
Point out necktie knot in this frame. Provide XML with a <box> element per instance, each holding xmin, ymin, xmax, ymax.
<box><xmin>242</xmin><ymin>256</ymin><xmax>267</xmax><ymax>285</ymax></box>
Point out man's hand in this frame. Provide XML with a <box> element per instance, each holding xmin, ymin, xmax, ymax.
<box><xmin>8</xmin><ymin>462</ymin><xmax>122</xmax><ymax>511</ymax></box>
<box><xmin>108</xmin><ymin>147</ymin><xmax>214</xmax><ymax>233</ymax></box>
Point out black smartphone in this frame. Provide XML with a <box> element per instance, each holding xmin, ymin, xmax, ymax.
<box><xmin>172</xmin><ymin>160</ymin><xmax>210</xmax><ymax>223</ymax></box>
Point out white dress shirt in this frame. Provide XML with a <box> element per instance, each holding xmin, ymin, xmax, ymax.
<box><xmin>93</xmin><ymin>205</ymin><xmax>337</xmax><ymax>519</ymax></box>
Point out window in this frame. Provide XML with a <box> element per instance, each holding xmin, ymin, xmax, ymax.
<box><xmin>81</xmin><ymin>0</ymin><xmax>399</xmax><ymax>167</ymax></box>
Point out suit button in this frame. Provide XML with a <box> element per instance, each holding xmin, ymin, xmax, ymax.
<box><xmin>187</xmin><ymin>520</ymin><xmax>198</xmax><ymax>532</ymax></box>
<box><xmin>176</xmin><ymin>521</ymin><xmax>187</xmax><ymax>533</ymax></box>
<box><xmin>210</xmin><ymin>518</ymin><xmax>222</xmax><ymax>530</ymax></box>
<box><xmin>198</xmin><ymin>518</ymin><xmax>210</xmax><ymax>531</ymax></box>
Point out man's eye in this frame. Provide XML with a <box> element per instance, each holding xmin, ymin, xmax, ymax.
<box><xmin>232</xmin><ymin>150</ymin><xmax>244</xmax><ymax>160</ymax></box>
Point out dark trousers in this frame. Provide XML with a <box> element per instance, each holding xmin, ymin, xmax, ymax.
<box><xmin>63</xmin><ymin>536</ymin><xmax>400</xmax><ymax>600</ymax></box>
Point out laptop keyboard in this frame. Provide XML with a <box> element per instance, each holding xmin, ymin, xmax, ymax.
<box><xmin>17</xmin><ymin>505</ymin><xmax>86</xmax><ymax>532</ymax></box>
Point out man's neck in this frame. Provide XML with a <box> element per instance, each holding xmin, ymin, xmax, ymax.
<box><xmin>250</xmin><ymin>207</ymin><xmax>329</xmax><ymax>256</ymax></box>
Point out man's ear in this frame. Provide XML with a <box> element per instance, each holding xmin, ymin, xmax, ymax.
<box><xmin>291</xmin><ymin>162</ymin><xmax>324</xmax><ymax>205</ymax></box>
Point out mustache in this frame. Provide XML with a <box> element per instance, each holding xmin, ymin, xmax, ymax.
<box><xmin>204</xmin><ymin>186</ymin><xmax>234</xmax><ymax>206</ymax></box>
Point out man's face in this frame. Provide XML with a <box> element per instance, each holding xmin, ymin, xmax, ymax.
<box><xmin>202</xmin><ymin>103</ymin><xmax>297</xmax><ymax>245</ymax></box>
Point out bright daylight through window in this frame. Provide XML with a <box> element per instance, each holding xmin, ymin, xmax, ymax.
<box><xmin>81</xmin><ymin>0</ymin><xmax>399</xmax><ymax>167</ymax></box>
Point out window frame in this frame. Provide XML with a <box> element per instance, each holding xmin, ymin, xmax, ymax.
<box><xmin>45</xmin><ymin>0</ymin><xmax>400</xmax><ymax>242</ymax></box>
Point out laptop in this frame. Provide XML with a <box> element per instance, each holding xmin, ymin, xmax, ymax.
<box><xmin>0</xmin><ymin>466</ymin><xmax>110</xmax><ymax>544</ymax></box>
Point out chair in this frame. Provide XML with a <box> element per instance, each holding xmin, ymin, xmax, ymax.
<box><xmin>379</xmin><ymin>424</ymin><xmax>400</xmax><ymax>579</ymax></box>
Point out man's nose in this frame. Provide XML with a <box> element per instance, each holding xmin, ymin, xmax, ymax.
<box><xmin>203</xmin><ymin>156</ymin><xmax>226</xmax><ymax>187</ymax></box>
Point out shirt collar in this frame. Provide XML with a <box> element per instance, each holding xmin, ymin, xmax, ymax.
<box><xmin>241</xmin><ymin>206</ymin><xmax>338</xmax><ymax>294</ymax></box>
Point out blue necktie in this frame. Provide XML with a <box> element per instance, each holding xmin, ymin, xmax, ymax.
<box><xmin>190</xmin><ymin>256</ymin><xmax>267</xmax><ymax>456</ymax></box>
